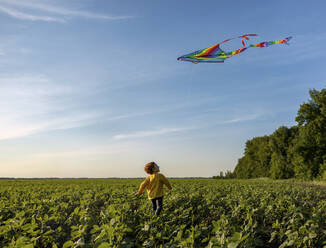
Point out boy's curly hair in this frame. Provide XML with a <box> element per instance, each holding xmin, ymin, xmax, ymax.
<box><xmin>144</xmin><ymin>161</ymin><xmax>156</xmax><ymax>174</ymax></box>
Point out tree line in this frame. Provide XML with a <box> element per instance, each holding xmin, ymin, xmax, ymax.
<box><xmin>217</xmin><ymin>88</ymin><xmax>326</xmax><ymax>180</ymax></box>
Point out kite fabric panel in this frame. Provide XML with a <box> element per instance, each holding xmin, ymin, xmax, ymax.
<box><xmin>177</xmin><ymin>34</ymin><xmax>292</xmax><ymax>64</ymax></box>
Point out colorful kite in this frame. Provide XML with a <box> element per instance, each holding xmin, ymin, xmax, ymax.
<box><xmin>177</xmin><ymin>34</ymin><xmax>292</xmax><ymax>64</ymax></box>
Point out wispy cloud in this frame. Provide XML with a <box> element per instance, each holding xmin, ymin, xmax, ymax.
<box><xmin>0</xmin><ymin>74</ymin><xmax>105</xmax><ymax>140</ymax></box>
<box><xmin>0</xmin><ymin>5</ymin><xmax>65</xmax><ymax>22</ymax></box>
<box><xmin>113</xmin><ymin>127</ymin><xmax>193</xmax><ymax>140</ymax></box>
<box><xmin>0</xmin><ymin>73</ymin><xmax>224</xmax><ymax>141</ymax></box>
<box><xmin>111</xmin><ymin>108</ymin><xmax>262</xmax><ymax>141</ymax></box>
<box><xmin>30</xmin><ymin>145</ymin><xmax>129</xmax><ymax>159</ymax></box>
<box><xmin>0</xmin><ymin>0</ymin><xmax>132</xmax><ymax>22</ymax></box>
<box><xmin>221</xmin><ymin>114</ymin><xmax>260</xmax><ymax>124</ymax></box>
<box><xmin>107</xmin><ymin>112</ymin><xmax>156</xmax><ymax>121</ymax></box>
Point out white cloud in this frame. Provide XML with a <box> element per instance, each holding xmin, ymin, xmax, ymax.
<box><xmin>221</xmin><ymin>114</ymin><xmax>260</xmax><ymax>124</ymax></box>
<box><xmin>111</xmin><ymin>110</ymin><xmax>261</xmax><ymax>141</ymax></box>
<box><xmin>113</xmin><ymin>127</ymin><xmax>192</xmax><ymax>140</ymax></box>
<box><xmin>30</xmin><ymin>145</ymin><xmax>128</xmax><ymax>159</ymax></box>
<box><xmin>0</xmin><ymin>0</ymin><xmax>133</xmax><ymax>22</ymax></box>
<box><xmin>0</xmin><ymin>5</ymin><xmax>65</xmax><ymax>22</ymax></box>
<box><xmin>0</xmin><ymin>74</ymin><xmax>104</xmax><ymax>140</ymax></box>
<box><xmin>107</xmin><ymin>112</ymin><xmax>154</xmax><ymax>121</ymax></box>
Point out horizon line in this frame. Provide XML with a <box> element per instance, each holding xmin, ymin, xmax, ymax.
<box><xmin>0</xmin><ymin>177</ymin><xmax>213</xmax><ymax>180</ymax></box>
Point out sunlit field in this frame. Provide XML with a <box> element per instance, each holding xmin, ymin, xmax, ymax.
<box><xmin>1</xmin><ymin>179</ymin><xmax>325</xmax><ymax>247</ymax></box>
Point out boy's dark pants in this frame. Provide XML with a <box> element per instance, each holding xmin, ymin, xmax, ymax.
<box><xmin>151</xmin><ymin>197</ymin><xmax>163</xmax><ymax>216</ymax></box>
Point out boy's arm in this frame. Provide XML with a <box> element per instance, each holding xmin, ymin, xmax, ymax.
<box><xmin>137</xmin><ymin>177</ymin><xmax>150</xmax><ymax>195</ymax></box>
<box><xmin>160</xmin><ymin>174</ymin><xmax>172</xmax><ymax>190</ymax></box>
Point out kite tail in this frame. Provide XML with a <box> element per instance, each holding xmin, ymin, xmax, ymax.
<box><xmin>227</xmin><ymin>47</ymin><xmax>248</xmax><ymax>57</ymax></box>
<box><xmin>250</xmin><ymin>36</ymin><xmax>292</xmax><ymax>48</ymax></box>
<box><xmin>226</xmin><ymin>34</ymin><xmax>257</xmax><ymax>58</ymax></box>
<box><xmin>282</xmin><ymin>36</ymin><xmax>292</xmax><ymax>45</ymax></box>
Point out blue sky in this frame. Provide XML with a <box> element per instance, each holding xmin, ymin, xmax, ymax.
<box><xmin>0</xmin><ymin>0</ymin><xmax>325</xmax><ymax>177</ymax></box>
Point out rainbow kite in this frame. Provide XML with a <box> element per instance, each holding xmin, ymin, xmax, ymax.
<box><xmin>177</xmin><ymin>34</ymin><xmax>292</xmax><ymax>64</ymax></box>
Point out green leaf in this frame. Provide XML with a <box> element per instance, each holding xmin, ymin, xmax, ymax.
<box><xmin>287</xmin><ymin>240</ymin><xmax>295</xmax><ymax>246</ymax></box>
<box><xmin>22</xmin><ymin>245</ymin><xmax>33</xmax><ymax>248</ymax></box>
<box><xmin>309</xmin><ymin>232</ymin><xmax>317</xmax><ymax>239</ymax></box>
<box><xmin>62</xmin><ymin>241</ymin><xmax>74</xmax><ymax>248</ymax></box>
<box><xmin>231</xmin><ymin>232</ymin><xmax>241</xmax><ymax>241</ymax></box>
<box><xmin>228</xmin><ymin>242</ymin><xmax>239</xmax><ymax>248</ymax></box>
<box><xmin>98</xmin><ymin>242</ymin><xmax>111</xmax><ymax>248</ymax></box>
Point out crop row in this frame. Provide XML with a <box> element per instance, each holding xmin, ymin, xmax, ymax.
<box><xmin>0</xmin><ymin>179</ymin><xmax>325</xmax><ymax>247</ymax></box>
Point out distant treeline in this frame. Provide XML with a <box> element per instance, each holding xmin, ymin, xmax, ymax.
<box><xmin>231</xmin><ymin>88</ymin><xmax>326</xmax><ymax>180</ymax></box>
<box><xmin>212</xmin><ymin>170</ymin><xmax>235</xmax><ymax>179</ymax></box>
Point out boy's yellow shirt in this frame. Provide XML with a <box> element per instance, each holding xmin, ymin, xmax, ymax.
<box><xmin>138</xmin><ymin>173</ymin><xmax>172</xmax><ymax>199</ymax></box>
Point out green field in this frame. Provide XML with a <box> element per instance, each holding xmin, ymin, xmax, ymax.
<box><xmin>0</xmin><ymin>179</ymin><xmax>325</xmax><ymax>248</ymax></box>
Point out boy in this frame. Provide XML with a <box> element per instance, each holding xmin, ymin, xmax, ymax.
<box><xmin>136</xmin><ymin>162</ymin><xmax>172</xmax><ymax>216</ymax></box>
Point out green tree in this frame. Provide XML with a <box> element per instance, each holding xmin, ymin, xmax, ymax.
<box><xmin>233</xmin><ymin>88</ymin><xmax>326</xmax><ymax>180</ymax></box>
<box><xmin>269</xmin><ymin>126</ymin><xmax>298</xmax><ymax>179</ymax></box>
<box><xmin>292</xmin><ymin>89</ymin><xmax>326</xmax><ymax>179</ymax></box>
<box><xmin>233</xmin><ymin>156</ymin><xmax>250</xmax><ymax>179</ymax></box>
<box><xmin>234</xmin><ymin>136</ymin><xmax>271</xmax><ymax>178</ymax></box>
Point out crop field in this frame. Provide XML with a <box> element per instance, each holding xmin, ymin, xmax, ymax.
<box><xmin>0</xmin><ymin>179</ymin><xmax>326</xmax><ymax>248</ymax></box>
